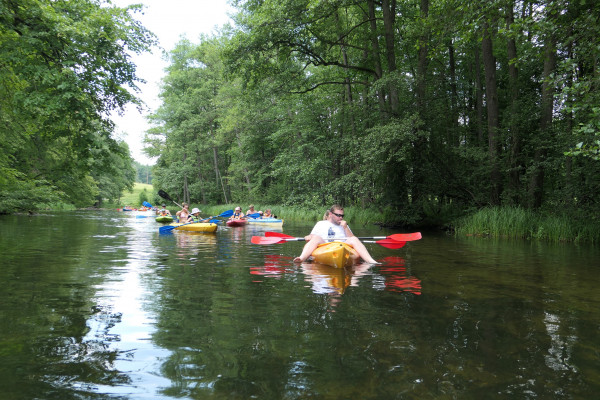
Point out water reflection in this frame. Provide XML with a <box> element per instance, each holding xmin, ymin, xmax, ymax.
<box><xmin>377</xmin><ymin>256</ymin><xmax>422</xmax><ymax>295</ymax></box>
<box><xmin>250</xmin><ymin>254</ymin><xmax>421</xmax><ymax>296</ymax></box>
<box><xmin>2</xmin><ymin>213</ymin><xmax>600</xmax><ymax>399</ymax></box>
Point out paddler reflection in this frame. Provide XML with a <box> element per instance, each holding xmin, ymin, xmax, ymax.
<box><xmin>301</xmin><ymin>262</ymin><xmax>373</xmax><ymax>295</ymax></box>
<box><xmin>174</xmin><ymin>231</ymin><xmax>217</xmax><ymax>259</ymax></box>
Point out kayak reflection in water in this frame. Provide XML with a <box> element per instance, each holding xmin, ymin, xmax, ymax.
<box><xmin>293</xmin><ymin>204</ymin><xmax>379</xmax><ymax>264</ymax></box>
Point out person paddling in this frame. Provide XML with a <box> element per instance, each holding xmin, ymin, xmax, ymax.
<box><xmin>156</xmin><ymin>204</ymin><xmax>171</xmax><ymax>216</ymax></box>
<box><xmin>186</xmin><ymin>208</ymin><xmax>208</xmax><ymax>223</ymax></box>
<box><xmin>293</xmin><ymin>204</ymin><xmax>379</xmax><ymax>264</ymax></box>
<box><xmin>176</xmin><ymin>203</ymin><xmax>190</xmax><ymax>223</ymax></box>
<box><xmin>229</xmin><ymin>206</ymin><xmax>245</xmax><ymax>220</ymax></box>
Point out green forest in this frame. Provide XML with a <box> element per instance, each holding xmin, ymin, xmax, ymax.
<box><xmin>1</xmin><ymin>0</ymin><xmax>599</xmax><ymax>241</ymax></box>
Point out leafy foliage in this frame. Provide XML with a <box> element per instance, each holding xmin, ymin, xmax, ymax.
<box><xmin>144</xmin><ymin>0</ymin><xmax>600</xmax><ymax>227</ymax></box>
<box><xmin>0</xmin><ymin>0</ymin><xmax>156</xmax><ymax>212</ymax></box>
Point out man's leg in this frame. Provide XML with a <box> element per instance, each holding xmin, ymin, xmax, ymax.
<box><xmin>346</xmin><ymin>237</ymin><xmax>379</xmax><ymax>264</ymax></box>
<box><xmin>293</xmin><ymin>236</ymin><xmax>324</xmax><ymax>263</ymax></box>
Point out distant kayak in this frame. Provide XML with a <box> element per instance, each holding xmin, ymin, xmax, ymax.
<box><xmin>155</xmin><ymin>215</ymin><xmax>173</xmax><ymax>223</ymax></box>
<box><xmin>226</xmin><ymin>219</ymin><xmax>247</xmax><ymax>227</ymax></box>
<box><xmin>311</xmin><ymin>242</ymin><xmax>358</xmax><ymax>268</ymax></box>
<box><xmin>168</xmin><ymin>222</ymin><xmax>218</xmax><ymax>232</ymax></box>
<box><xmin>247</xmin><ymin>218</ymin><xmax>284</xmax><ymax>227</ymax></box>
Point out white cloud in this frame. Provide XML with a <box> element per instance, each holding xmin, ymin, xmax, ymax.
<box><xmin>110</xmin><ymin>0</ymin><xmax>234</xmax><ymax>164</ymax></box>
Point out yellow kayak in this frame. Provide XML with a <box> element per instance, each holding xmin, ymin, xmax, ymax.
<box><xmin>168</xmin><ymin>222</ymin><xmax>218</xmax><ymax>233</ymax></box>
<box><xmin>311</xmin><ymin>242</ymin><xmax>358</xmax><ymax>268</ymax></box>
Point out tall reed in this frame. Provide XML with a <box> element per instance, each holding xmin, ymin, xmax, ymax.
<box><xmin>454</xmin><ymin>206</ymin><xmax>599</xmax><ymax>243</ymax></box>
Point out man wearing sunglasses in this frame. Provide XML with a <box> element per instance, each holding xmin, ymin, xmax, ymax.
<box><xmin>293</xmin><ymin>204</ymin><xmax>379</xmax><ymax>264</ymax></box>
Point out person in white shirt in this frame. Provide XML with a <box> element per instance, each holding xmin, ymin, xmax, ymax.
<box><xmin>293</xmin><ymin>205</ymin><xmax>379</xmax><ymax>264</ymax></box>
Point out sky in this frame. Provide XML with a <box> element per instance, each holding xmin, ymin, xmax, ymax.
<box><xmin>110</xmin><ymin>0</ymin><xmax>235</xmax><ymax>165</ymax></box>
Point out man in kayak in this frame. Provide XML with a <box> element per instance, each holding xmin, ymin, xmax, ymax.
<box><xmin>293</xmin><ymin>204</ymin><xmax>379</xmax><ymax>264</ymax></box>
<box><xmin>156</xmin><ymin>204</ymin><xmax>171</xmax><ymax>216</ymax></box>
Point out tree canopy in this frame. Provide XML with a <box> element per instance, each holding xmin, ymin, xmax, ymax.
<box><xmin>0</xmin><ymin>0</ymin><xmax>156</xmax><ymax>212</ymax></box>
<box><xmin>146</xmin><ymin>0</ymin><xmax>599</xmax><ymax>225</ymax></box>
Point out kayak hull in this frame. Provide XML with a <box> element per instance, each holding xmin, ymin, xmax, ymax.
<box><xmin>155</xmin><ymin>216</ymin><xmax>173</xmax><ymax>223</ymax></box>
<box><xmin>168</xmin><ymin>222</ymin><xmax>218</xmax><ymax>232</ymax></box>
<box><xmin>311</xmin><ymin>242</ymin><xmax>358</xmax><ymax>268</ymax></box>
<box><xmin>247</xmin><ymin>218</ymin><xmax>284</xmax><ymax>227</ymax></box>
<box><xmin>226</xmin><ymin>219</ymin><xmax>247</xmax><ymax>227</ymax></box>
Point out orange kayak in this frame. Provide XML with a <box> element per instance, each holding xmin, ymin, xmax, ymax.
<box><xmin>311</xmin><ymin>242</ymin><xmax>358</xmax><ymax>268</ymax></box>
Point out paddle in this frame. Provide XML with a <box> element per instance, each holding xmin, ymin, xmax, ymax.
<box><xmin>251</xmin><ymin>236</ymin><xmax>406</xmax><ymax>249</ymax></box>
<box><xmin>159</xmin><ymin>209</ymin><xmax>233</xmax><ymax>233</ymax></box>
<box><xmin>245</xmin><ymin>213</ymin><xmax>262</xmax><ymax>219</ymax></box>
<box><xmin>157</xmin><ymin>189</ymin><xmax>183</xmax><ymax>208</ymax></box>
<box><xmin>265</xmin><ymin>231</ymin><xmax>422</xmax><ymax>242</ymax></box>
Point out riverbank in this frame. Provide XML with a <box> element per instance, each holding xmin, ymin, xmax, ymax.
<box><xmin>452</xmin><ymin>206</ymin><xmax>599</xmax><ymax>244</ymax></box>
<box><xmin>199</xmin><ymin>204</ymin><xmax>599</xmax><ymax>244</ymax></box>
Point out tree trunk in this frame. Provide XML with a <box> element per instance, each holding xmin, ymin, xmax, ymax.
<box><xmin>474</xmin><ymin>45</ymin><xmax>484</xmax><ymax>146</ymax></box>
<box><xmin>528</xmin><ymin>34</ymin><xmax>557</xmax><ymax>208</ymax></box>
<box><xmin>506</xmin><ymin>3</ymin><xmax>522</xmax><ymax>202</ymax></box>
<box><xmin>416</xmin><ymin>0</ymin><xmax>429</xmax><ymax>117</ymax></box>
<box><xmin>236</xmin><ymin>132</ymin><xmax>251</xmax><ymax>190</ymax></box>
<box><xmin>367</xmin><ymin>0</ymin><xmax>387</xmax><ymax>116</ymax></box>
<box><xmin>481</xmin><ymin>19</ymin><xmax>501</xmax><ymax>205</ymax></box>
<box><xmin>181</xmin><ymin>152</ymin><xmax>190</xmax><ymax>204</ymax></box>
<box><xmin>196</xmin><ymin>158</ymin><xmax>206</xmax><ymax>204</ymax></box>
<box><xmin>564</xmin><ymin>28</ymin><xmax>573</xmax><ymax>206</ymax></box>
<box><xmin>382</xmin><ymin>0</ymin><xmax>399</xmax><ymax>116</ymax></box>
<box><xmin>212</xmin><ymin>146</ymin><xmax>228</xmax><ymax>204</ymax></box>
<box><xmin>336</xmin><ymin>9</ymin><xmax>356</xmax><ymax>138</ymax></box>
<box><xmin>448</xmin><ymin>39</ymin><xmax>458</xmax><ymax>145</ymax></box>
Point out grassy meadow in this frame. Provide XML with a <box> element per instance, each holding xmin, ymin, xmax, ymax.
<box><xmin>108</xmin><ymin>183</ymin><xmax>154</xmax><ymax>209</ymax></box>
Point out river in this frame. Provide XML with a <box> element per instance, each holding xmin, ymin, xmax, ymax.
<box><xmin>1</xmin><ymin>210</ymin><xmax>598</xmax><ymax>399</ymax></box>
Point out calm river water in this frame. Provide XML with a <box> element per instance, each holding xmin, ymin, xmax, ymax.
<box><xmin>1</xmin><ymin>210</ymin><xmax>599</xmax><ymax>399</ymax></box>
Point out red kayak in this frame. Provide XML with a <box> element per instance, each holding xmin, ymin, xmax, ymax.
<box><xmin>226</xmin><ymin>219</ymin><xmax>247</xmax><ymax>227</ymax></box>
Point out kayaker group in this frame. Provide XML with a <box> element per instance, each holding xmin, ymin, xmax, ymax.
<box><xmin>156</xmin><ymin>195</ymin><xmax>387</xmax><ymax>266</ymax></box>
<box><xmin>227</xmin><ymin>204</ymin><xmax>276</xmax><ymax>221</ymax></box>
<box><xmin>169</xmin><ymin>202</ymin><xmax>276</xmax><ymax>223</ymax></box>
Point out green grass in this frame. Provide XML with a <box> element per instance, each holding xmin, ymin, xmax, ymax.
<box><xmin>103</xmin><ymin>183</ymin><xmax>155</xmax><ymax>209</ymax></box>
<box><xmin>453</xmin><ymin>206</ymin><xmax>600</xmax><ymax>243</ymax></box>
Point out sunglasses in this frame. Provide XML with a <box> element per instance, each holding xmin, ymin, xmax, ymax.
<box><xmin>331</xmin><ymin>211</ymin><xmax>344</xmax><ymax>218</ymax></box>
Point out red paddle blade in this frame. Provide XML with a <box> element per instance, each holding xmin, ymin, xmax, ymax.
<box><xmin>251</xmin><ymin>236</ymin><xmax>285</xmax><ymax>245</ymax></box>
<box><xmin>265</xmin><ymin>231</ymin><xmax>295</xmax><ymax>238</ymax></box>
<box><xmin>388</xmin><ymin>232</ymin><xmax>421</xmax><ymax>242</ymax></box>
<box><xmin>376</xmin><ymin>239</ymin><xmax>406</xmax><ymax>249</ymax></box>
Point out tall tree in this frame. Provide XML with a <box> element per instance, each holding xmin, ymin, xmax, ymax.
<box><xmin>0</xmin><ymin>0</ymin><xmax>156</xmax><ymax>211</ymax></box>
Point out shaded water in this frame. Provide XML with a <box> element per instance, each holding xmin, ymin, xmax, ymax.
<box><xmin>0</xmin><ymin>210</ymin><xmax>599</xmax><ymax>399</ymax></box>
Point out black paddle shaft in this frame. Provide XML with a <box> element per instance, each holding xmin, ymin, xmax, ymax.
<box><xmin>158</xmin><ymin>190</ymin><xmax>183</xmax><ymax>208</ymax></box>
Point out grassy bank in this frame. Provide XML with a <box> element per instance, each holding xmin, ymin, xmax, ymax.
<box><xmin>453</xmin><ymin>206</ymin><xmax>599</xmax><ymax>244</ymax></box>
<box><xmin>102</xmin><ymin>183</ymin><xmax>155</xmax><ymax>209</ymax></box>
